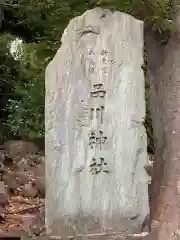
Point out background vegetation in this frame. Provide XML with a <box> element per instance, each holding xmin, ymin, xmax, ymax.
<box><xmin>0</xmin><ymin>0</ymin><xmax>175</xmax><ymax>151</ymax></box>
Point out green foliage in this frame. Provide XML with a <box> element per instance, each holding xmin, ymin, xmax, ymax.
<box><xmin>1</xmin><ymin>0</ymin><xmax>96</xmax><ymax>139</ymax></box>
<box><xmin>5</xmin><ymin>42</ymin><xmax>44</xmax><ymax>139</ymax></box>
<box><xmin>0</xmin><ymin>34</ymin><xmax>18</xmax><ymax>91</ymax></box>
<box><xmin>0</xmin><ymin>33</ymin><xmax>20</xmax><ymax>141</ymax></box>
<box><xmin>0</xmin><ymin>0</ymin><xmax>176</xmax><ymax>144</ymax></box>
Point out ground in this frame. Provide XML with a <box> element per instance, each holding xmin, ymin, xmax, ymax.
<box><xmin>0</xmin><ymin>140</ymin><xmax>45</xmax><ymax>237</ymax></box>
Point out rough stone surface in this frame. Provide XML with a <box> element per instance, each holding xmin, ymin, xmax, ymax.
<box><xmin>4</xmin><ymin>140</ymin><xmax>39</xmax><ymax>159</ymax></box>
<box><xmin>34</xmin><ymin>177</ymin><xmax>45</xmax><ymax>198</ymax></box>
<box><xmin>0</xmin><ymin>182</ymin><xmax>8</xmax><ymax>206</ymax></box>
<box><xmin>30</xmin><ymin>208</ymin><xmax>45</xmax><ymax>236</ymax></box>
<box><xmin>22</xmin><ymin>183</ymin><xmax>38</xmax><ymax>198</ymax></box>
<box><xmin>0</xmin><ymin>150</ymin><xmax>5</xmax><ymax>163</ymax></box>
<box><xmin>45</xmin><ymin>7</ymin><xmax>150</xmax><ymax>237</ymax></box>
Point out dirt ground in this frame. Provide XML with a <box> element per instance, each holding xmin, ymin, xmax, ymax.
<box><xmin>0</xmin><ymin>140</ymin><xmax>45</xmax><ymax>237</ymax></box>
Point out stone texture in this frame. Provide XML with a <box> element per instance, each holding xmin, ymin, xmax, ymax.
<box><xmin>45</xmin><ymin>7</ymin><xmax>150</xmax><ymax>237</ymax></box>
<box><xmin>29</xmin><ymin>208</ymin><xmax>45</xmax><ymax>236</ymax></box>
<box><xmin>4</xmin><ymin>140</ymin><xmax>39</xmax><ymax>159</ymax></box>
<box><xmin>34</xmin><ymin>177</ymin><xmax>45</xmax><ymax>198</ymax></box>
<box><xmin>0</xmin><ymin>150</ymin><xmax>5</xmax><ymax>163</ymax></box>
<box><xmin>0</xmin><ymin>182</ymin><xmax>8</xmax><ymax>206</ymax></box>
<box><xmin>22</xmin><ymin>183</ymin><xmax>38</xmax><ymax>198</ymax></box>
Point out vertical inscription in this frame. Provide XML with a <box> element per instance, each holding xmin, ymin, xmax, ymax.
<box><xmin>90</xmin><ymin>157</ymin><xmax>109</xmax><ymax>175</ymax></box>
<box><xmin>87</xmin><ymin>49</ymin><xmax>110</xmax><ymax>175</ymax></box>
<box><xmin>90</xmin><ymin>83</ymin><xmax>106</xmax><ymax>98</ymax></box>
<box><xmin>90</xmin><ymin>84</ymin><xmax>106</xmax><ymax>124</ymax></box>
<box><xmin>88</xmin><ymin>49</ymin><xmax>96</xmax><ymax>74</ymax></box>
<box><xmin>89</xmin><ymin>130</ymin><xmax>107</xmax><ymax>150</ymax></box>
<box><xmin>89</xmin><ymin>60</ymin><xmax>96</xmax><ymax>73</ymax></box>
<box><xmin>101</xmin><ymin>49</ymin><xmax>108</xmax><ymax>74</ymax></box>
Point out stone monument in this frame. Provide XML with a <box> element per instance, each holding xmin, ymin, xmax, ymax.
<box><xmin>45</xmin><ymin>7</ymin><xmax>150</xmax><ymax>238</ymax></box>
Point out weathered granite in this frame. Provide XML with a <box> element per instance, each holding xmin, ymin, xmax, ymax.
<box><xmin>45</xmin><ymin>7</ymin><xmax>150</xmax><ymax>238</ymax></box>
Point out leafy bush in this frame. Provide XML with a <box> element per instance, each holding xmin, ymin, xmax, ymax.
<box><xmin>5</xmin><ymin>42</ymin><xmax>45</xmax><ymax>139</ymax></box>
<box><xmin>0</xmin><ymin>34</ymin><xmax>20</xmax><ymax>142</ymax></box>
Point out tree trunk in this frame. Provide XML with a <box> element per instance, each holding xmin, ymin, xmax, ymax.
<box><xmin>145</xmin><ymin>5</ymin><xmax>180</xmax><ymax>240</ymax></box>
